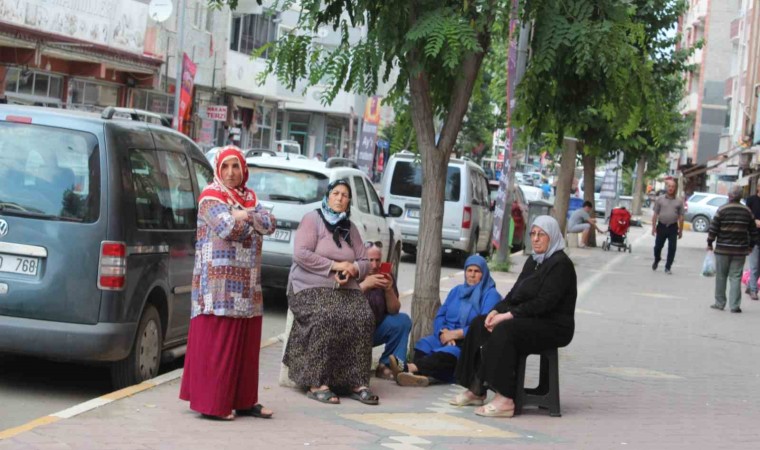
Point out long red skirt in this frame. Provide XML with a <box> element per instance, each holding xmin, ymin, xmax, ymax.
<box><xmin>179</xmin><ymin>314</ymin><xmax>262</xmax><ymax>417</ymax></box>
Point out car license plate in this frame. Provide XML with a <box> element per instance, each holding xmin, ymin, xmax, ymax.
<box><xmin>408</xmin><ymin>209</ymin><xmax>420</xmax><ymax>219</ymax></box>
<box><xmin>0</xmin><ymin>253</ymin><xmax>40</xmax><ymax>276</ymax></box>
<box><xmin>264</xmin><ymin>229</ymin><xmax>291</xmax><ymax>242</ymax></box>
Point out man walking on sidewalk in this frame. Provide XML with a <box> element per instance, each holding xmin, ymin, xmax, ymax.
<box><xmin>743</xmin><ymin>183</ymin><xmax>760</xmax><ymax>300</ymax></box>
<box><xmin>652</xmin><ymin>178</ymin><xmax>684</xmax><ymax>274</ymax></box>
<box><xmin>707</xmin><ymin>186</ymin><xmax>759</xmax><ymax>313</ymax></box>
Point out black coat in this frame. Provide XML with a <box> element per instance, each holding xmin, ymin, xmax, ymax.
<box><xmin>494</xmin><ymin>250</ymin><xmax>576</xmax><ymax>331</ymax></box>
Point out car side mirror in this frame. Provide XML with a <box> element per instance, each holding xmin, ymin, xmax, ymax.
<box><xmin>388</xmin><ymin>204</ymin><xmax>403</xmax><ymax>218</ymax></box>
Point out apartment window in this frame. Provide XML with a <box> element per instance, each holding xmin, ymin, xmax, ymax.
<box><xmin>724</xmin><ymin>98</ymin><xmax>732</xmax><ymax>131</ymax></box>
<box><xmin>193</xmin><ymin>0</ymin><xmax>203</xmax><ymax>28</ymax></box>
<box><xmin>229</xmin><ymin>12</ymin><xmax>279</xmax><ymax>57</ymax></box>
<box><xmin>131</xmin><ymin>90</ymin><xmax>175</xmax><ymax>115</ymax></box>
<box><xmin>205</xmin><ymin>6</ymin><xmax>214</xmax><ymax>32</ymax></box>
<box><xmin>4</xmin><ymin>68</ymin><xmax>63</xmax><ymax>100</ymax></box>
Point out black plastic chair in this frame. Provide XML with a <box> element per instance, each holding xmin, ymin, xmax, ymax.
<box><xmin>514</xmin><ymin>347</ymin><xmax>562</xmax><ymax>417</ymax></box>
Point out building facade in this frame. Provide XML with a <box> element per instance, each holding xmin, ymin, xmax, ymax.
<box><xmin>677</xmin><ymin>0</ymin><xmax>743</xmax><ymax>194</ymax></box>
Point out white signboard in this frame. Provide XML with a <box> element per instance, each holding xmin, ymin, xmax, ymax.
<box><xmin>200</xmin><ymin>105</ymin><xmax>228</xmax><ymax>121</ymax></box>
<box><xmin>0</xmin><ymin>0</ymin><xmax>149</xmax><ymax>55</ymax></box>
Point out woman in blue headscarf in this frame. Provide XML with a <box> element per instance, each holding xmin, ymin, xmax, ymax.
<box><xmin>452</xmin><ymin>215</ymin><xmax>577</xmax><ymax>418</ymax></box>
<box><xmin>389</xmin><ymin>254</ymin><xmax>501</xmax><ymax>387</ymax></box>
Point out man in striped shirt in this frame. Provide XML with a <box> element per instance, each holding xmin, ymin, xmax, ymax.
<box><xmin>707</xmin><ymin>185</ymin><xmax>760</xmax><ymax>313</ymax></box>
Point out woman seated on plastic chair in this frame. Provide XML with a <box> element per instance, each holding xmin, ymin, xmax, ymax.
<box><xmin>452</xmin><ymin>216</ymin><xmax>577</xmax><ymax>418</ymax></box>
<box><xmin>389</xmin><ymin>255</ymin><xmax>501</xmax><ymax>387</ymax></box>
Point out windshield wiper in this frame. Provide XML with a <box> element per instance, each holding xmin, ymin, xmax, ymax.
<box><xmin>267</xmin><ymin>194</ymin><xmax>307</xmax><ymax>203</ymax></box>
<box><xmin>0</xmin><ymin>207</ymin><xmax>82</xmax><ymax>222</ymax></box>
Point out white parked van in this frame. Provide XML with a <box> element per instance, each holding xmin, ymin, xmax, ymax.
<box><xmin>380</xmin><ymin>151</ymin><xmax>493</xmax><ymax>260</ymax></box>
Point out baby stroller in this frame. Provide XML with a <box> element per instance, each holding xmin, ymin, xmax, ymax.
<box><xmin>602</xmin><ymin>207</ymin><xmax>632</xmax><ymax>252</ymax></box>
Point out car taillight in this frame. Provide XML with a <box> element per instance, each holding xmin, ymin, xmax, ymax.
<box><xmin>98</xmin><ymin>241</ymin><xmax>127</xmax><ymax>290</ymax></box>
<box><xmin>462</xmin><ymin>206</ymin><xmax>472</xmax><ymax>229</ymax></box>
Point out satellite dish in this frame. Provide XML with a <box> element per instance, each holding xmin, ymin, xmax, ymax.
<box><xmin>148</xmin><ymin>0</ymin><xmax>173</xmax><ymax>23</ymax></box>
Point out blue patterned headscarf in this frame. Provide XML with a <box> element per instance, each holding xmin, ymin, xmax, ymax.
<box><xmin>458</xmin><ymin>255</ymin><xmax>496</xmax><ymax>326</ymax></box>
<box><xmin>317</xmin><ymin>179</ymin><xmax>353</xmax><ymax>248</ymax></box>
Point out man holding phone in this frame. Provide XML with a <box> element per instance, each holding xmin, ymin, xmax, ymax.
<box><xmin>359</xmin><ymin>241</ymin><xmax>412</xmax><ymax>380</ymax></box>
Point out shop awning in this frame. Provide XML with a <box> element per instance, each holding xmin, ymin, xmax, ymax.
<box><xmin>231</xmin><ymin>96</ymin><xmax>256</xmax><ymax>110</ymax></box>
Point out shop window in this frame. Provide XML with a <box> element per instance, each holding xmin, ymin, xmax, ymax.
<box><xmin>69</xmin><ymin>80</ymin><xmax>119</xmax><ymax>111</ymax></box>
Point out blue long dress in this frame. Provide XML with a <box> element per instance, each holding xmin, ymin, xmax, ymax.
<box><xmin>413</xmin><ymin>255</ymin><xmax>501</xmax><ymax>381</ymax></box>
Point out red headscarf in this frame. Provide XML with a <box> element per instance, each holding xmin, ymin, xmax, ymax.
<box><xmin>198</xmin><ymin>146</ymin><xmax>258</xmax><ymax>208</ymax></box>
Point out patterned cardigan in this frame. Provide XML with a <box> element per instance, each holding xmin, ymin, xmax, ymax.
<box><xmin>191</xmin><ymin>199</ymin><xmax>276</xmax><ymax>319</ymax></box>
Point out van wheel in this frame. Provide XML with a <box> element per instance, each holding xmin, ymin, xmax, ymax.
<box><xmin>111</xmin><ymin>304</ymin><xmax>163</xmax><ymax>389</ymax></box>
<box><xmin>390</xmin><ymin>244</ymin><xmax>401</xmax><ymax>281</ymax></box>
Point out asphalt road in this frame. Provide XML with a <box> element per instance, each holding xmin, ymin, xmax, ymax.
<box><xmin>0</xmin><ymin>251</ymin><xmax>464</xmax><ymax>431</ymax></box>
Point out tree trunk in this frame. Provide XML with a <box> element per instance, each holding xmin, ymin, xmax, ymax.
<box><xmin>582</xmin><ymin>151</ymin><xmax>597</xmax><ymax>247</ymax></box>
<box><xmin>632</xmin><ymin>154</ymin><xmax>647</xmax><ymax>215</ymax></box>
<box><xmin>553</xmin><ymin>138</ymin><xmax>578</xmax><ymax>234</ymax></box>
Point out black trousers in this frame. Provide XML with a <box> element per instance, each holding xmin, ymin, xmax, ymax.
<box><xmin>455</xmin><ymin>315</ymin><xmax>572</xmax><ymax>398</ymax></box>
<box><xmin>415</xmin><ymin>351</ymin><xmax>457</xmax><ymax>382</ymax></box>
<box><xmin>653</xmin><ymin>222</ymin><xmax>678</xmax><ymax>270</ymax></box>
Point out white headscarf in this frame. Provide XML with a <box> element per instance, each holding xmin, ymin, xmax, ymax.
<box><xmin>531</xmin><ymin>215</ymin><xmax>565</xmax><ymax>264</ymax></box>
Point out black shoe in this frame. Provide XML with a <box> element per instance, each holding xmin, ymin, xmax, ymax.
<box><xmin>664</xmin><ymin>268</ymin><xmax>672</xmax><ymax>275</ymax></box>
<box><xmin>710</xmin><ymin>304</ymin><xmax>725</xmax><ymax>311</ymax></box>
<box><xmin>652</xmin><ymin>261</ymin><xmax>659</xmax><ymax>271</ymax></box>
<box><xmin>731</xmin><ymin>307</ymin><xmax>742</xmax><ymax>313</ymax></box>
<box><xmin>746</xmin><ymin>287</ymin><xmax>752</xmax><ymax>295</ymax></box>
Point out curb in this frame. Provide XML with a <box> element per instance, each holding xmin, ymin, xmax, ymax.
<box><xmin>0</xmin><ymin>332</ymin><xmax>286</xmax><ymax>441</ymax></box>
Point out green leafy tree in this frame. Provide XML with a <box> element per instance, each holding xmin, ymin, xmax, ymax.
<box><xmin>210</xmin><ymin>0</ymin><xmax>512</xmax><ymax>347</ymax></box>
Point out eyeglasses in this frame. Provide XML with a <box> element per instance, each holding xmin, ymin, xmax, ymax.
<box><xmin>529</xmin><ymin>231</ymin><xmax>549</xmax><ymax>239</ymax></box>
<box><xmin>363</xmin><ymin>241</ymin><xmax>383</xmax><ymax>248</ymax></box>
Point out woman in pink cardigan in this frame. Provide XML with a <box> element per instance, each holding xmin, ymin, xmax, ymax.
<box><xmin>283</xmin><ymin>180</ymin><xmax>378</xmax><ymax>405</ymax></box>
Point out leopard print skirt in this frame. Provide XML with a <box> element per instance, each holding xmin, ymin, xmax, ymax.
<box><xmin>283</xmin><ymin>287</ymin><xmax>374</xmax><ymax>389</ymax></box>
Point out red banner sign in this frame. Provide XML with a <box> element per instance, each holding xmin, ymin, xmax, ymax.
<box><xmin>176</xmin><ymin>53</ymin><xmax>197</xmax><ymax>133</ymax></box>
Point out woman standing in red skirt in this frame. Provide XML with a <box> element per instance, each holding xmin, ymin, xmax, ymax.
<box><xmin>179</xmin><ymin>146</ymin><xmax>276</xmax><ymax>420</ymax></box>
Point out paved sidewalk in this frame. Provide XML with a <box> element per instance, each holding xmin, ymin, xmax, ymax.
<box><xmin>2</xmin><ymin>226</ymin><xmax>760</xmax><ymax>449</ymax></box>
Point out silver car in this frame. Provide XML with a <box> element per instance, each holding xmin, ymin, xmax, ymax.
<box><xmin>684</xmin><ymin>192</ymin><xmax>728</xmax><ymax>233</ymax></box>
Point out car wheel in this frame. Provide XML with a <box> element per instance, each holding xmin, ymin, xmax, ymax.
<box><xmin>402</xmin><ymin>243</ymin><xmax>417</xmax><ymax>256</ymax></box>
<box><xmin>111</xmin><ymin>304</ymin><xmax>163</xmax><ymax>389</ymax></box>
<box><xmin>692</xmin><ymin>216</ymin><xmax>710</xmax><ymax>233</ymax></box>
<box><xmin>390</xmin><ymin>244</ymin><xmax>401</xmax><ymax>281</ymax></box>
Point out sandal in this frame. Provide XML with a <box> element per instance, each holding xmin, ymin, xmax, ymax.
<box><xmin>449</xmin><ymin>391</ymin><xmax>485</xmax><ymax>407</ymax></box>
<box><xmin>236</xmin><ymin>404</ymin><xmax>273</xmax><ymax>418</ymax></box>
<box><xmin>388</xmin><ymin>355</ymin><xmax>407</xmax><ymax>376</ymax></box>
<box><xmin>306</xmin><ymin>388</ymin><xmax>340</xmax><ymax>404</ymax></box>
<box><xmin>349</xmin><ymin>387</ymin><xmax>379</xmax><ymax>405</ymax></box>
<box><xmin>475</xmin><ymin>403</ymin><xmax>515</xmax><ymax>418</ymax></box>
<box><xmin>396</xmin><ymin>372</ymin><xmax>429</xmax><ymax>387</ymax></box>
<box><xmin>201</xmin><ymin>413</ymin><xmax>235</xmax><ymax>421</ymax></box>
<box><xmin>375</xmin><ymin>364</ymin><xmax>395</xmax><ymax>380</ymax></box>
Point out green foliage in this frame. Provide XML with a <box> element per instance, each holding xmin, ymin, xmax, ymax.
<box><xmin>488</xmin><ymin>257</ymin><xmax>511</xmax><ymax>273</ymax></box>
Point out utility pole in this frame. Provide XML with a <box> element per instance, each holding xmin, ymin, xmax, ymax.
<box><xmin>494</xmin><ymin>20</ymin><xmax>531</xmax><ymax>263</ymax></box>
<box><xmin>172</xmin><ymin>0</ymin><xmax>187</xmax><ymax>129</ymax></box>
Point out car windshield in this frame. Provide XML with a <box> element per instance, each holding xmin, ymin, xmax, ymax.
<box><xmin>247</xmin><ymin>166</ymin><xmax>329</xmax><ymax>203</ymax></box>
<box><xmin>0</xmin><ymin>122</ymin><xmax>100</xmax><ymax>222</ymax></box>
<box><xmin>390</xmin><ymin>161</ymin><xmax>461</xmax><ymax>201</ymax></box>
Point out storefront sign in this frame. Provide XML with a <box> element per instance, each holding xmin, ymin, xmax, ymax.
<box><xmin>199</xmin><ymin>105</ymin><xmax>228</xmax><ymax>121</ymax></box>
<box><xmin>176</xmin><ymin>53</ymin><xmax>197</xmax><ymax>133</ymax></box>
<box><xmin>356</xmin><ymin>122</ymin><xmax>378</xmax><ymax>176</ymax></box>
<box><xmin>198</xmin><ymin>120</ymin><xmax>215</xmax><ymax>146</ymax></box>
<box><xmin>0</xmin><ymin>0</ymin><xmax>149</xmax><ymax>55</ymax></box>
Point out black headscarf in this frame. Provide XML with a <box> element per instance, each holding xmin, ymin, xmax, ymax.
<box><xmin>317</xmin><ymin>179</ymin><xmax>353</xmax><ymax>248</ymax></box>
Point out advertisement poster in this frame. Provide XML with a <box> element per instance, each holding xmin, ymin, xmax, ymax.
<box><xmin>356</xmin><ymin>122</ymin><xmax>378</xmax><ymax>176</ymax></box>
<box><xmin>176</xmin><ymin>53</ymin><xmax>197</xmax><ymax>132</ymax></box>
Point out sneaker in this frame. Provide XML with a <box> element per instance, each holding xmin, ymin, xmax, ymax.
<box><xmin>652</xmin><ymin>261</ymin><xmax>659</xmax><ymax>271</ymax></box>
<box><xmin>746</xmin><ymin>287</ymin><xmax>752</xmax><ymax>295</ymax></box>
<box><xmin>731</xmin><ymin>307</ymin><xmax>742</xmax><ymax>313</ymax></box>
<box><xmin>710</xmin><ymin>304</ymin><xmax>725</xmax><ymax>311</ymax></box>
<box><xmin>664</xmin><ymin>268</ymin><xmax>672</xmax><ymax>275</ymax></box>
<box><xmin>750</xmin><ymin>292</ymin><xmax>759</xmax><ymax>301</ymax></box>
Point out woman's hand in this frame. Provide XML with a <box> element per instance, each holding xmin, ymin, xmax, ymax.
<box><xmin>333</xmin><ymin>261</ymin><xmax>359</xmax><ymax>278</ymax></box>
<box><xmin>334</xmin><ymin>272</ymin><xmax>350</xmax><ymax>286</ymax></box>
<box><xmin>485</xmin><ymin>312</ymin><xmax>513</xmax><ymax>332</ymax></box>
<box><xmin>483</xmin><ymin>310</ymin><xmax>499</xmax><ymax>330</ymax></box>
<box><xmin>439</xmin><ymin>329</ymin><xmax>460</xmax><ymax>345</ymax></box>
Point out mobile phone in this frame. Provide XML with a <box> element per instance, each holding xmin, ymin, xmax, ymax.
<box><xmin>379</xmin><ymin>262</ymin><xmax>392</xmax><ymax>275</ymax></box>
<box><xmin>337</xmin><ymin>272</ymin><xmax>347</xmax><ymax>280</ymax></box>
